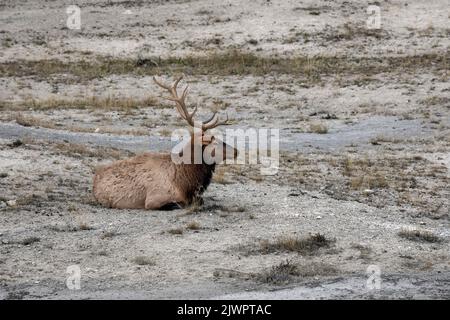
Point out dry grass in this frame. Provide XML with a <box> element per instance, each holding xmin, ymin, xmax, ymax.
<box><xmin>18</xmin><ymin>236</ymin><xmax>41</xmax><ymax>246</ymax></box>
<box><xmin>398</xmin><ymin>228</ymin><xmax>442</xmax><ymax>243</ymax></box>
<box><xmin>3</xmin><ymin>95</ymin><xmax>159</xmax><ymax>111</ymax></box>
<box><xmin>78</xmin><ymin>222</ymin><xmax>93</xmax><ymax>231</ymax></box>
<box><xmin>370</xmin><ymin>135</ymin><xmax>406</xmax><ymax>145</ymax></box>
<box><xmin>167</xmin><ymin>227</ymin><xmax>184</xmax><ymax>235</ymax></box>
<box><xmin>158</xmin><ymin>128</ymin><xmax>173</xmax><ymax>137</ymax></box>
<box><xmin>221</xmin><ymin>205</ymin><xmax>246</xmax><ymax>213</ymax></box>
<box><xmin>100</xmin><ymin>230</ymin><xmax>118</xmax><ymax>239</ymax></box>
<box><xmin>349</xmin><ymin>173</ymin><xmax>388</xmax><ymax>190</ymax></box>
<box><xmin>256</xmin><ymin>260</ymin><xmax>337</xmax><ymax>285</ymax></box>
<box><xmin>186</xmin><ymin>221</ymin><xmax>201</xmax><ymax>230</ymax></box>
<box><xmin>309</xmin><ymin>122</ymin><xmax>328</xmax><ymax>134</ymax></box>
<box><xmin>343</xmin><ymin>156</ymin><xmax>389</xmax><ymax>190</ymax></box>
<box><xmin>212</xmin><ymin>167</ymin><xmax>233</xmax><ymax>184</ymax></box>
<box><xmin>0</xmin><ymin>51</ymin><xmax>447</xmax><ymax>84</ymax></box>
<box><xmin>12</xmin><ymin>113</ymin><xmax>149</xmax><ymax>136</ymax></box>
<box><xmin>48</xmin><ymin>223</ymin><xmax>94</xmax><ymax>232</ymax></box>
<box><xmin>184</xmin><ymin>197</ymin><xmax>204</xmax><ymax>215</ymax></box>
<box><xmin>52</xmin><ymin>141</ymin><xmax>130</xmax><ymax>159</ymax></box>
<box><xmin>15</xmin><ymin>113</ymin><xmax>55</xmax><ymax>128</ymax></box>
<box><xmin>351</xmin><ymin>243</ymin><xmax>372</xmax><ymax>260</ymax></box>
<box><xmin>245</xmin><ymin>233</ymin><xmax>333</xmax><ymax>256</ymax></box>
<box><xmin>420</xmin><ymin>96</ymin><xmax>450</xmax><ymax>106</ymax></box>
<box><xmin>131</xmin><ymin>256</ymin><xmax>156</xmax><ymax>266</ymax></box>
<box><xmin>327</xmin><ymin>22</ymin><xmax>390</xmax><ymax>41</ymax></box>
<box><xmin>246</xmin><ymin>150</ymin><xmax>448</xmax><ymax>212</ymax></box>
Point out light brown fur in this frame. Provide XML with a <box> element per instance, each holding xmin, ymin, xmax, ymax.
<box><xmin>93</xmin><ymin>75</ymin><xmax>237</xmax><ymax>210</ymax></box>
<box><xmin>93</xmin><ymin>151</ymin><xmax>217</xmax><ymax>209</ymax></box>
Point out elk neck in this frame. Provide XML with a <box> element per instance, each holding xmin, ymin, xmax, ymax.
<box><xmin>173</xmin><ymin>134</ymin><xmax>216</xmax><ymax>198</ymax></box>
<box><xmin>175</xmin><ymin>162</ymin><xmax>216</xmax><ymax>199</ymax></box>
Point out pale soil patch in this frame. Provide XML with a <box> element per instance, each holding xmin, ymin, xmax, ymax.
<box><xmin>0</xmin><ymin>0</ymin><xmax>449</xmax><ymax>299</ymax></box>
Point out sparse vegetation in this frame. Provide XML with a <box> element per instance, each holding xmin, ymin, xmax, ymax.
<box><xmin>53</xmin><ymin>141</ymin><xmax>130</xmax><ymax>159</ymax></box>
<box><xmin>19</xmin><ymin>236</ymin><xmax>40</xmax><ymax>245</ymax></box>
<box><xmin>3</xmin><ymin>95</ymin><xmax>159</xmax><ymax>111</ymax></box>
<box><xmin>78</xmin><ymin>222</ymin><xmax>93</xmax><ymax>231</ymax></box>
<box><xmin>100</xmin><ymin>230</ymin><xmax>118</xmax><ymax>239</ymax></box>
<box><xmin>186</xmin><ymin>221</ymin><xmax>201</xmax><ymax>230</ymax></box>
<box><xmin>398</xmin><ymin>228</ymin><xmax>442</xmax><ymax>243</ymax></box>
<box><xmin>351</xmin><ymin>243</ymin><xmax>372</xmax><ymax>260</ymax></box>
<box><xmin>131</xmin><ymin>256</ymin><xmax>156</xmax><ymax>266</ymax></box>
<box><xmin>48</xmin><ymin>223</ymin><xmax>94</xmax><ymax>232</ymax></box>
<box><xmin>158</xmin><ymin>128</ymin><xmax>172</xmax><ymax>137</ymax></box>
<box><xmin>185</xmin><ymin>197</ymin><xmax>204</xmax><ymax>215</ymax></box>
<box><xmin>12</xmin><ymin>113</ymin><xmax>149</xmax><ymax>136</ymax></box>
<box><xmin>246</xmin><ymin>233</ymin><xmax>333</xmax><ymax>255</ymax></box>
<box><xmin>420</xmin><ymin>96</ymin><xmax>450</xmax><ymax>106</ymax></box>
<box><xmin>0</xmin><ymin>51</ymin><xmax>447</xmax><ymax>85</ymax></box>
<box><xmin>167</xmin><ymin>227</ymin><xmax>184</xmax><ymax>235</ymax></box>
<box><xmin>256</xmin><ymin>260</ymin><xmax>337</xmax><ymax>284</ymax></box>
<box><xmin>1</xmin><ymin>0</ymin><xmax>449</xmax><ymax>299</ymax></box>
<box><xmin>309</xmin><ymin>122</ymin><xmax>328</xmax><ymax>134</ymax></box>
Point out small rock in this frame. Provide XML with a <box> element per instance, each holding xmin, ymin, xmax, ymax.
<box><xmin>6</xmin><ymin>200</ymin><xmax>17</xmax><ymax>207</ymax></box>
<box><xmin>316</xmin><ymin>215</ymin><xmax>322</xmax><ymax>219</ymax></box>
<box><xmin>94</xmin><ymin>128</ymin><xmax>100</xmax><ymax>133</ymax></box>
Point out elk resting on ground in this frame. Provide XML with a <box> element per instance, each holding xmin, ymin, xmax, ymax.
<box><xmin>93</xmin><ymin>76</ymin><xmax>238</xmax><ymax>210</ymax></box>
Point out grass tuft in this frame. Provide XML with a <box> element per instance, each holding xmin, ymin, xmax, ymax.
<box><xmin>256</xmin><ymin>260</ymin><xmax>337</xmax><ymax>284</ymax></box>
<box><xmin>186</xmin><ymin>221</ymin><xmax>201</xmax><ymax>230</ymax></box>
<box><xmin>309</xmin><ymin>122</ymin><xmax>328</xmax><ymax>134</ymax></box>
<box><xmin>167</xmin><ymin>227</ymin><xmax>184</xmax><ymax>235</ymax></box>
<box><xmin>131</xmin><ymin>256</ymin><xmax>156</xmax><ymax>266</ymax></box>
<box><xmin>249</xmin><ymin>233</ymin><xmax>333</xmax><ymax>255</ymax></box>
<box><xmin>398</xmin><ymin>228</ymin><xmax>442</xmax><ymax>243</ymax></box>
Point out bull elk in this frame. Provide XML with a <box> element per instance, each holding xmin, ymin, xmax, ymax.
<box><xmin>93</xmin><ymin>75</ymin><xmax>238</xmax><ymax>210</ymax></box>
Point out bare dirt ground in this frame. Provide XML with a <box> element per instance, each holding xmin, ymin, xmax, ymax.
<box><xmin>0</xmin><ymin>0</ymin><xmax>449</xmax><ymax>299</ymax></box>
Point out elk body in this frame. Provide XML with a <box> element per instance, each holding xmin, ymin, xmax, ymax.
<box><xmin>93</xmin><ymin>76</ymin><xmax>237</xmax><ymax>210</ymax></box>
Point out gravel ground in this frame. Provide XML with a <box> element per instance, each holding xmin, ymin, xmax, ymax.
<box><xmin>0</xmin><ymin>0</ymin><xmax>449</xmax><ymax>299</ymax></box>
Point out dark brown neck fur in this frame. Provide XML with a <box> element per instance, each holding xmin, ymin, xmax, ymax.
<box><xmin>175</xmin><ymin>163</ymin><xmax>216</xmax><ymax>201</ymax></box>
<box><xmin>173</xmin><ymin>136</ymin><xmax>217</xmax><ymax>202</ymax></box>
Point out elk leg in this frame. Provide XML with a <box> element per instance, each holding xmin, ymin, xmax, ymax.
<box><xmin>144</xmin><ymin>192</ymin><xmax>184</xmax><ymax>210</ymax></box>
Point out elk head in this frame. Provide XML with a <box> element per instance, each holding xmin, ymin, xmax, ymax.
<box><xmin>153</xmin><ymin>75</ymin><xmax>238</xmax><ymax>164</ymax></box>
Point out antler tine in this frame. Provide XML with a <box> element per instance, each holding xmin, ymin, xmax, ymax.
<box><xmin>153</xmin><ymin>75</ymin><xmax>197</xmax><ymax>127</ymax></box>
<box><xmin>152</xmin><ymin>76</ymin><xmax>171</xmax><ymax>90</ymax></box>
<box><xmin>202</xmin><ymin>113</ymin><xmax>229</xmax><ymax>131</ymax></box>
<box><xmin>173</xmin><ymin>75</ymin><xmax>184</xmax><ymax>89</ymax></box>
<box><xmin>153</xmin><ymin>75</ymin><xmax>229</xmax><ymax>131</ymax></box>
<box><xmin>203</xmin><ymin>112</ymin><xmax>217</xmax><ymax>124</ymax></box>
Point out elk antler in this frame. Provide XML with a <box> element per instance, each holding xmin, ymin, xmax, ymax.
<box><xmin>153</xmin><ymin>75</ymin><xmax>228</xmax><ymax>131</ymax></box>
